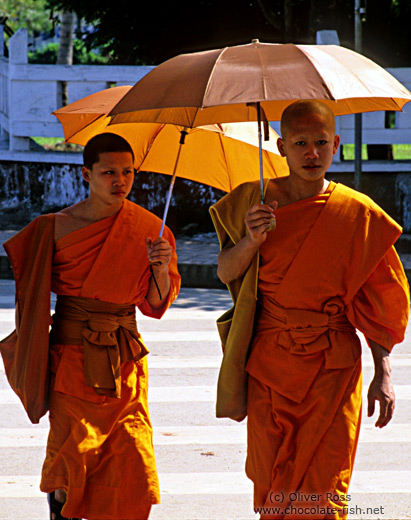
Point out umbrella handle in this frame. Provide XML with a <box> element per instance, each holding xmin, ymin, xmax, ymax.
<box><xmin>257</xmin><ymin>102</ymin><xmax>264</xmax><ymax>204</ymax></box>
<box><xmin>256</xmin><ymin>103</ymin><xmax>275</xmax><ymax>232</ymax></box>
<box><xmin>159</xmin><ymin>176</ymin><xmax>177</xmax><ymax>238</ymax></box>
<box><xmin>159</xmin><ymin>129</ymin><xmax>188</xmax><ymax>237</ymax></box>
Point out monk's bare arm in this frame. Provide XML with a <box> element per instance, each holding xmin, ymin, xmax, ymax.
<box><xmin>217</xmin><ymin>202</ymin><xmax>277</xmax><ymax>284</ymax></box>
<box><xmin>366</xmin><ymin>338</ymin><xmax>395</xmax><ymax>428</ymax></box>
<box><xmin>217</xmin><ymin>235</ymin><xmax>262</xmax><ymax>284</ymax></box>
<box><xmin>145</xmin><ymin>237</ymin><xmax>172</xmax><ymax>308</ymax></box>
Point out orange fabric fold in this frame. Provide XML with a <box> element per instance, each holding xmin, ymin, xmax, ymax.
<box><xmin>52</xmin><ymin>199</ymin><xmax>180</xmax><ymax>312</ymax></box>
<box><xmin>257</xmin><ymin>182</ymin><xmax>409</xmax><ymax>349</ymax></box>
<box><xmin>1</xmin><ymin>199</ymin><xmax>180</xmax><ymax>519</ymax></box>
<box><xmin>0</xmin><ymin>215</ymin><xmax>54</xmax><ymax>423</ymax></box>
<box><xmin>0</xmin><ymin>199</ymin><xmax>181</xmax><ymax>424</ymax></box>
<box><xmin>42</xmin><ymin>352</ymin><xmax>160</xmax><ymax>519</ymax></box>
<box><xmin>209</xmin><ymin>180</ymin><xmax>409</xmax><ymax>422</ymax></box>
<box><xmin>210</xmin><ymin>180</ymin><xmax>409</xmax><ymax>520</ymax></box>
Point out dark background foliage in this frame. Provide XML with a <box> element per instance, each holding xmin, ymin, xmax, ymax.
<box><xmin>45</xmin><ymin>0</ymin><xmax>411</xmax><ymax>67</ymax></box>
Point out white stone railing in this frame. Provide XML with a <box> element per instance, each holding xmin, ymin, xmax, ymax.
<box><xmin>337</xmin><ymin>67</ymin><xmax>411</xmax><ymax>147</ymax></box>
<box><xmin>0</xmin><ymin>28</ymin><xmax>153</xmax><ymax>152</ymax></box>
<box><xmin>1</xmin><ymin>28</ymin><xmax>411</xmax><ymax>170</ymax></box>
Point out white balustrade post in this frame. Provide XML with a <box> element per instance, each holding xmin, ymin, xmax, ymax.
<box><xmin>316</xmin><ymin>30</ymin><xmax>340</xmax><ymax>45</ymax></box>
<box><xmin>8</xmin><ymin>28</ymin><xmax>30</xmax><ymax>151</ymax></box>
<box><xmin>0</xmin><ymin>24</ymin><xmax>5</xmax><ymax>140</ymax></box>
<box><xmin>0</xmin><ymin>24</ymin><xmax>4</xmax><ymax>58</ymax></box>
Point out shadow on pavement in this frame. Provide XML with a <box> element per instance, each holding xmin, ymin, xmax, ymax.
<box><xmin>172</xmin><ymin>287</ymin><xmax>231</xmax><ymax>312</ymax></box>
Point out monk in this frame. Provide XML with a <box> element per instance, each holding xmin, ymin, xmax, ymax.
<box><xmin>0</xmin><ymin>133</ymin><xmax>181</xmax><ymax>520</ymax></box>
<box><xmin>209</xmin><ymin>100</ymin><xmax>409</xmax><ymax>519</ymax></box>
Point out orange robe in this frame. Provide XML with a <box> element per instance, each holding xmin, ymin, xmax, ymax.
<box><xmin>210</xmin><ymin>181</ymin><xmax>409</xmax><ymax>520</ymax></box>
<box><xmin>0</xmin><ymin>199</ymin><xmax>180</xmax><ymax>520</ymax></box>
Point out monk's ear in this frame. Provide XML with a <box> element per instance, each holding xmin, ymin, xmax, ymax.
<box><xmin>82</xmin><ymin>166</ymin><xmax>91</xmax><ymax>183</ymax></box>
<box><xmin>277</xmin><ymin>137</ymin><xmax>286</xmax><ymax>157</ymax></box>
<box><xmin>333</xmin><ymin>134</ymin><xmax>341</xmax><ymax>155</ymax></box>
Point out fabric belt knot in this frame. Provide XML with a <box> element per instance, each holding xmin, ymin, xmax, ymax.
<box><xmin>278</xmin><ymin>298</ymin><xmax>354</xmax><ymax>353</ymax></box>
<box><xmin>50</xmin><ymin>295</ymin><xmax>149</xmax><ymax>398</ymax></box>
<box><xmin>258</xmin><ymin>295</ymin><xmax>359</xmax><ymax>368</ymax></box>
<box><xmin>248</xmin><ymin>296</ymin><xmax>362</xmax><ymax>403</ymax></box>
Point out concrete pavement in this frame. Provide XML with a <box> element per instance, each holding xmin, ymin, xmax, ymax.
<box><xmin>0</xmin><ymin>230</ymin><xmax>225</xmax><ymax>289</ymax></box>
<box><xmin>0</xmin><ymin>282</ymin><xmax>411</xmax><ymax>519</ymax></box>
<box><xmin>2</xmin><ymin>229</ymin><xmax>411</xmax><ymax>289</ymax></box>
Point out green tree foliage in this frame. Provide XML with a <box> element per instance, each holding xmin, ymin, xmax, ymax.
<box><xmin>5</xmin><ymin>0</ymin><xmax>411</xmax><ymax>66</ymax></box>
<box><xmin>1</xmin><ymin>0</ymin><xmax>111</xmax><ymax>64</ymax></box>
<box><xmin>28</xmin><ymin>39</ymin><xmax>110</xmax><ymax>64</ymax></box>
<box><xmin>45</xmin><ymin>0</ymin><xmax>281</xmax><ymax>64</ymax></box>
<box><xmin>0</xmin><ymin>0</ymin><xmax>54</xmax><ymax>39</ymax></box>
<box><xmin>363</xmin><ymin>0</ymin><xmax>411</xmax><ymax>66</ymax></box>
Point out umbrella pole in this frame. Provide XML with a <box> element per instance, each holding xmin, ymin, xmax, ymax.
<box><xmin>159</xmin><ymin>129</ymin><xmax>188</xmax><ymax>237</ymax></box>
<box><xmin>256</xmin><ymin>102</ymin><xmax>275</xmax><ymax>232</ymax></box>
<box><xmin>257</xmin><ymin>102</ymin><xmax>264</xmax><ymax>204</ymax></box>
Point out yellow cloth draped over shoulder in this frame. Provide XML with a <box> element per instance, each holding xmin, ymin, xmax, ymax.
<box><xmin>0</xmin><ymin>199</ymin><xmax>180</xmax><ymax>520</ymax></box>
<box><xmin>210</xmin><ymin>180</ymin><xmax>409</xmax><ymax>519</ymax></box>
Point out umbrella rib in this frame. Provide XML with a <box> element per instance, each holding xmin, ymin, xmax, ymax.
<box><xmin>135</xmin><ymin>123</ymin><xmax>169</xmax><ymax>171</ymax></box>
<box><xmin>218</xmin><ymin>133</ymin><xmax>232</xmax><ymax>192</ymax></box>
<box><xmin>255</xmin><ymin>44</ymin><xmax>268</xmax><ymax>101</ymax></box>
<box><xmin>295</xmin><ymin>46</ymin><xmax>336</xmax><ymax>101</ymax></box>
<box><xmin>313</xmin><ymin>47</ymin><xmax>410</xmax><ymax>100</ymax></box>
<box><xmin>64</xmin><ymin>113</ymin><xmax>108</xmax><ymax>142</ymax></box>
<box><xmin>202</xmin><ymin>47</ymin><xmax>228</xmax><ymax>108</ymax></box>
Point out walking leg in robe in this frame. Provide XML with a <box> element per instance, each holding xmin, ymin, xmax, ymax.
<box><xmin>41</xmin><ymin>349</ymin><xmax>159</xmax><ymax>520</ymax></box>
<box><xmin>246</xmin><ymin>359</ymin><xmax>362</xmax><ymax>520</ymax></box>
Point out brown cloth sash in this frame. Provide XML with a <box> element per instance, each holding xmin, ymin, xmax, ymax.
<box><xmin>247</xmin><ymin>295</ymin><xmax>362</xmax><ymax>403</ymax></box>
<box><xmin>50</xmin><ymin>295</ymin><xmax>149</xmax><ymax>399</ymax></box>
<box><xmin>256</xmin><ymin>295</ymin><xmax>361</xmax><ymax>369</ymax></box>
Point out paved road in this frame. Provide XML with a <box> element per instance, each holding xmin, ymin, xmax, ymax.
<box><xmin>0</xmin><ymin>282</ymin><xmax>410</xmax><ymax>519</ymax></box>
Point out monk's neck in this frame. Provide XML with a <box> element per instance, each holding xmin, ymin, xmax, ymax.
<box><xmin>275</xmin><ymin>176</ymin><xmax>329</xmax><ymax>206</ymax></box>
<box><xmin>80</xmin><ymin>198</ymin><xmax>124</xmax><ymax>222</ymax></box>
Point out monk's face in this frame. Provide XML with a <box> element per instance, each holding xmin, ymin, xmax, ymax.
<box><xmin>82</xmin><ymin>151</ymin><xmax>134</xmax><ymax>204</ymax></box>
<box><xmin>277</xmin><ymin>112</ymin><xmax>340</xmax><ymax>183</ymax></box>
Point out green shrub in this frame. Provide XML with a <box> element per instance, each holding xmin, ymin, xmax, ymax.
<box><xmin>28</xmin><ymin>39</ymin><xmax>111</xmax><ymax>64</ymax></box>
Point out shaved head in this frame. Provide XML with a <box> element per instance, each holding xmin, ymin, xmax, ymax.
<box><xmin>280</xmin><ymin>100</ymin><xmax>336</xmax><ymax>138</ymax></box>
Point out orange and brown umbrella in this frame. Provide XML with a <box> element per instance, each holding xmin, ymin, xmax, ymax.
<box><xmin>108</xmin><ymin>41</ymin><xmax>411</xmax><ymax>126</ymax></box>
<box><xmin>53</xmin><ymin>85</ymin><xmax>289</xmax><ymax>234</ymax></box>
<box><xmin>107</xmin><ymin>40</ymin><xmax>411</xmax><ymax>202</ymax></box>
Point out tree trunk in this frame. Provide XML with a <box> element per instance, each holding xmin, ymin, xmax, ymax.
<box><xmin>256</xmin><ymin>0</ymin><xmax>283</xmax><ymax>33</ymax></box>
<box><xmin>309</xmin><ymin>0</ymin><xmax>340</xmax><ymax>39</ymax></box>
<box><xmin>284</xmin><ymin>0</ymin><xmax>310</xmax><ymax>42</ymax></box>
<box><xmin>57</xmin><ymin>11</ymin><xmax>76</xmax><ymax>107</ymax></box>
<box><xmin>283</xmin><ymin>0</ymin><xmax>293</xmax><ymax>41</ymax></box>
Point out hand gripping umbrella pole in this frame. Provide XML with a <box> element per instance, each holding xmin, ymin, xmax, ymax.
<box><xmin>248</xmin><ymin>101</ymin><xmax>270</xmax><ymax>203</ymax></box>
<box><xmin>159</xmin><ymin>128</ymin><xmax>188</xmax><ymax>237</ymax></box>
<box><xmin>257</xmin><ymin>102</ymin><xmax>265</xmax><ymax>204</ymax></box>
<box><xmin>254</xmin><ymin>102</ymin><xmax>276</xmax><ymax>231</ymax></box>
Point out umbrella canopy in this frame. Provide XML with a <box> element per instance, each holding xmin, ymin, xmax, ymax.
<box><xmin>108</xmin><ymin>41</ymin><xmax>411</xmax><ymax>127</ymax></box>
<box><xmin>53</xmin><ymin>86</ymin><xmax>289</xmax><ymax>193</ymax></box>
<box><xmin>53</xmin><ymin>85</ymin><xmax>133</xmax><ymax>142</ymax></box>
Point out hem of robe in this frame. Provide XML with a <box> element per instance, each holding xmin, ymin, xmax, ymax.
<box><xmin>39</xmin><ymin>481</ymin><xmax>159</xmax><ymax>520</ymax></box>
<box><xmin>41</xmin><ymin>346</ymin><xmax>160</xmax><ymax>520</ymax></box>
<box><xmin>245</xmin><ymin>359</ymin><xmax>362</xmax><ymax>520</ymax></box>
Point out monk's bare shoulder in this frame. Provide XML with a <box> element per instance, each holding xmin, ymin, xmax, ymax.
<box><xmin>265</xmin><ymin>177</ymin><xmax>291</xmax><ymax>208</ymax></box>
<box><xmin>54</xmin><ymin>201</ymin><xmax>90</xmax><ymax>243</ymax></box>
